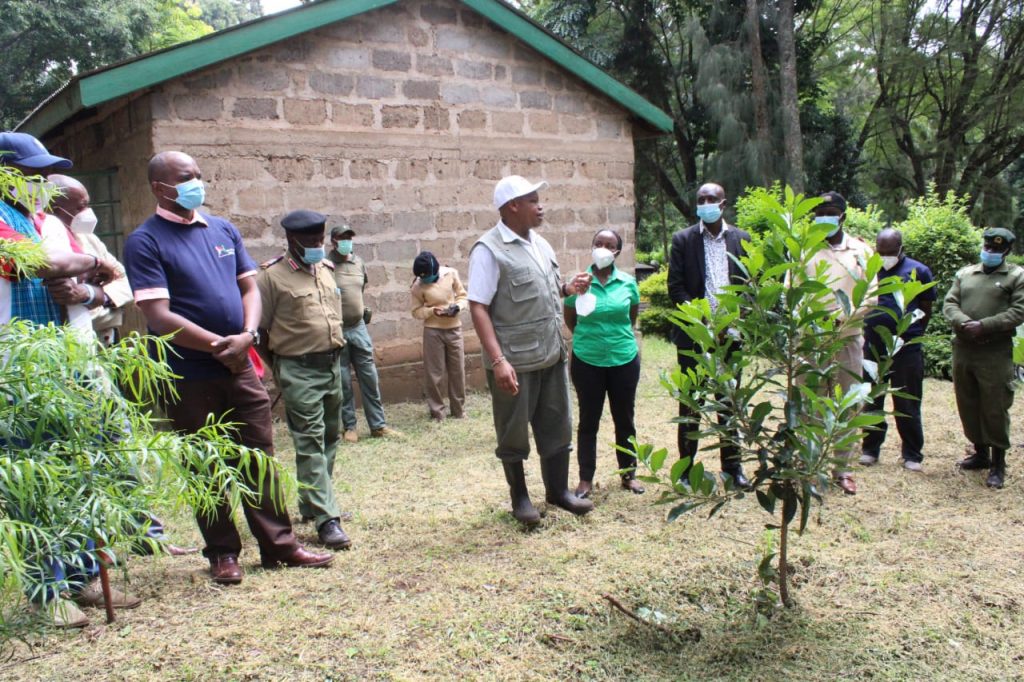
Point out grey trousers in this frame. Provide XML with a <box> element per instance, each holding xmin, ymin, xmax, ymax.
<box><xmin>487</xmin><ymin>360</ymin><xmax>573</xmax><ymax>462</ymax></box>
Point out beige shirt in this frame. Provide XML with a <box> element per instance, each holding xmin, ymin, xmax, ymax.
<box><xmin>258</xmin><ymin>255</ymin><xmax>345</xmax><ymax>357</ymax></box>
<box><xmin>74</xmin><ymin>232</ymin><xmax>133</xmax><ymax>335</ymax></box>
<box><xmin>410</xmin><ymin>266</ymin><xmax>468</xmax><ymax>330</ymax></box>
<box><xmin>806</xmin><ymin>233</ymin><xmax>875</xmax><ymax>334</ymax></box>
<box><xmin>329</xmin><ymin>251</ymin><xmax>367</xmax><ymax>328</ymax></box>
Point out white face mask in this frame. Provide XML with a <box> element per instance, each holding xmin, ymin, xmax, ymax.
<box><xmin>592</xmin><ymin>247</ymin><xmax>616</xmax><ymax>270</ymax></box>
<box><xmin>881</xmin><ymin>255</ymin><xmax>900</xmax><ymax>270</ymax></box>
<box><xmin>69</xmin><ymin>207</ymin><xmax>98</xmax><ymax>234</ymax></box>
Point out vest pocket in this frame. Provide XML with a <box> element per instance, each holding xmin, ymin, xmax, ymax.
<box><xmin>507</xmin><ymin>266</ymin><xmax>541</xmax><ymax>303</ymax></box>
<box><xmin>504</xmin><ymin>329</ymin><xmax>544</xmax><ymax>367</ymax></box>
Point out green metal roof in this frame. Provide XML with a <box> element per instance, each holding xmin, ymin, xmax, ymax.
<box><xmin>18</xmin><ymin>0</ymin><xmax>673</xmax><ymax>137</ymax></box>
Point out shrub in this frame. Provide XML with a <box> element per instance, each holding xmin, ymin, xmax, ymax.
<box><xmin>637</xmin><ymin>268</ymin><xmax>674</xmax><ymax>339</ymax></box>
<box><xmin>842</xmin><ymin>205</ymin><xmax>887</xmax><ymax>242</ymax></box>
<box><xmin>895</xmin><ymin>187</ymin><xmax>981</xmax><ymax>377</ymax></box>
<box><xmin>635</xmin><ymin>246</ymin><xmax>667</xmax><ymax>267</ymax></box>
<box><xmin>734</xmin><ymin>182</ymin><xmax>784</xmax><ymax>238</ymax></box>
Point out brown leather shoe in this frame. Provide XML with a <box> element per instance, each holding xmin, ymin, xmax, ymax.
<box><xmin>621</xmin><ymin>476</ymin><xmax>646</xmax><ymax>494</ymax></box>
<box><xmin>835</xmin><ymin>474</ymin><xmax>857</xmax><ymax>496</ymax></box>
<box><xmin>575</xmin><ymin>480</ymin><xmax>593</xmax><ymax>499</ymax></box>
<box><xmin>262</xmin><ymin>545</ymin><xmax>334</xmax><ymax>569</ymax></box>
<box><xmin>209</xmin><ymin>555</ymin><xmax>243</xmax><ymax>585</ymax></box>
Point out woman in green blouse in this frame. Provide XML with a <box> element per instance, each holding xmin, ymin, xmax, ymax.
<box><xmin>564</xmin><ymin>229</ymin><xmax>643</xmax><ymax>498</ymax></box>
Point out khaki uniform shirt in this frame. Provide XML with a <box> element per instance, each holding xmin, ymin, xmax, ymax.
<box><xmin>257</xmin><ymin>255</ymin><xmax>345</xmax><ymax>357</ymax></box>
<box><xmin>75</xmin><ymin>232</ymin><xmax>134</xmax><ymax>338</ymax></box>
<box><xmin>328</xmin><ymin>251</ymin><xmax>367</xmax><ymax>328</ymax></box>
<box><xmin>944</xmin><ymin>261</ymin><xmax>1024</xmax><ymax>341</ymax></box>
<box><xmin>410</xmin><ymin>266</ymin><xmax>468</xmax><ymax>330</ymax></box>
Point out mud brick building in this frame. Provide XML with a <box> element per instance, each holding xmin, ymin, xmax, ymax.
<box><xmin>19</xmin><ymin>0</ymin><xmax>671</xmax><ymax>400</ymax></box>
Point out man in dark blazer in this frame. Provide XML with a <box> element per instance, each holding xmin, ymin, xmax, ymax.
<box><xmin>667</xmin><ymin>182</ymin><xmax>751</xmax><ymax>489</ymax></box>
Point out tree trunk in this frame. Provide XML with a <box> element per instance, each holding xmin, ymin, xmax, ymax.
<box><xmin>776</xmin><ymin>0</ymin><xmax>804</xmax><ymax>193</ymax></box>
<box><xmin>779</xmin><ymin>497</ymin><xmax>795</xmax><ymax>607</ymax></box>
<box><xmin>746</xmin><ymin>0</ymin><xmax>772</xmax><ymax>186</ymax></box>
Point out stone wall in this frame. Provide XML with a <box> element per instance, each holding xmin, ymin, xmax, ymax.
<box><xmin>49</xmin><ymin>0</ymin><xmax>640</xmax><ymax>404</ymax></box>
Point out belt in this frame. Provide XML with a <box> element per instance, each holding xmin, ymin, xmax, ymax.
<box><xmin>283</xmin><ymin>348</ymin><xmax>342</xmax><ymax>365</ymax></box>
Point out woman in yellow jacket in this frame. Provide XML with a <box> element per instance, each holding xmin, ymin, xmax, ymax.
<box><xmin>411</xmin><ymin>251</ymin><xmax>468</xmax><ymax>420</ymax></box>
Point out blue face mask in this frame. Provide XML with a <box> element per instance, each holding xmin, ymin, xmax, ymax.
<box><xmin>171</xmin><ymin>178</ymin><xmax>205</xmax><ymax>211</ymax></box>
<box><xmin>301</xmin><ymin>247</ymin><xmax>326</xmax><ymax>265</ymax></box>
<box><xmin>981</xmin><ymin>249</ymin><xmax>1004</xmax><ymax>267</ymax></box>
<box><xmin>696</xmin><ymin>202</ymin><xmax>723</xmax><ymax>224</ymax></box>
<box><xmin>336</xmin><ymin>240</ymin><xmax>353</xmax><ymax>256</ymax></box>
<box><xmin>815</xmin><ymin>215</ymin><xmax>842</xmax><ymax>238</ymax></box>
<box><xmin>420</xmin><ymin>273</ymin><xmax>439</xmax><ymax>284</ymax></box>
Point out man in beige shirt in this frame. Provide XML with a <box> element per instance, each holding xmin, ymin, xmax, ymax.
<box><xmin>410</xmin><ymin>251</ymin><xmax>468</xmax><ymax>421</ymax></box>
<box><xmin>807</xmin><ymin>191</ymin><xmax>874</xmax><ymax>496</ymax></box>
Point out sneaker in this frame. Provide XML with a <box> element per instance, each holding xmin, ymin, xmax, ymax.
<box><xmin>858</xmin><ymin>452</ymin><xmax>879</xmax><ymax>466</ymax></box>
<box><xmin>370</xmin><ymin>426</ymin><xmax>404</xmax><ymax>439</ymax></box>
<box><xmin>902</xmin><ymin>459</ymin><xmax>923</xmax><ymax>472</ymax></box>
<box><xmin>31</xmin><ymin>598</ymin><xmax>89</xmax><ymax>628</ymax></box>
<box><xmin>343</xmin><ymin>429</ymin><xmax>359</xmax><ymax>443</ymax></box>
<box><xmin>74</xmin><ymin>578</ymin><xmax>142</xmax><ymax>609</ymax></box>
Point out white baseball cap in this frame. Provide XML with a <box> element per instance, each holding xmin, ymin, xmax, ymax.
<box><xmin>493</xmin><ymin>175</ymin><xmax>548</xmax><ymax>209</ymax></box>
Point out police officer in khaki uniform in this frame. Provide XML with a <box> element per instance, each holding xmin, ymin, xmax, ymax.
<box><xmin>944</xmin><ymin>227</ymin><xmax>1024</xmax><ymax>489</ymax></box>
<box><xmin>257</xmin><ymin>210</ymin><xmax>351</xmax><ymax>548</ymax></box>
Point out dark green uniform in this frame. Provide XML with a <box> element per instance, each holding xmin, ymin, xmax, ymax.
<box><xmin>258</xmin><ymin>254</ymin><xmax>346</xmax><ymax>528</ymax></box>
<box><xmin>943</xmin><ymin>259</ymin><xmax>1024</xmax><ymax>452</ymax></box>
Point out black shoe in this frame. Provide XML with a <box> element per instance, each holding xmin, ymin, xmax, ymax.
<box><xmin>317</xmin><ymin>519</ymin><xmax>352</xmax><ymax>550</ymax></box>
<box><xmin>502</xmin><ymin>461</ymin><xmax>541</xmax><ymax>526</ymax></box>
<box><xmin>986</xmin><ymin>449</ymin><xmax>1006</xmax><ymax>489</ymax></box>
<box><xmin>540</xmin><ymin>452</ymin><xmax>594</xmax><ymax>516</ymax></box>
<box><xmin>960</xmin><ymin>444</ymin><xmax>991</xmax><ymax>470</ymax></box>
<box><xmin>722</xmin><ymin>467</ymin><xmax>752</xmax><ymax>491</ymax></box>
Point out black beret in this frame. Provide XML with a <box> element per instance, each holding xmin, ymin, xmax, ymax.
<box><xmin>281</xmin><ymin>210</ymin><xmax>326</xmax><ymax>233</ymax></box>
<box><xmin>413</xmin><ymin>251</ymin><xmax>439</xmax><ymax>278</ymax></box>
<box><xmin>818</xmin><ymin>191</ymin><xmax>847</xmax><ymax>214</ymax></box>
<box><xmin>983</xmin><ymin>227</ymin><xmax>1015</xmax><ymax>246</ymax></box>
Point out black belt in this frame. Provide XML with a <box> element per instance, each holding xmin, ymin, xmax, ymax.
<box><xmin>284</xmin><ymin>348</ymin><xmax>342</xmax><ymax>365</ymax></box>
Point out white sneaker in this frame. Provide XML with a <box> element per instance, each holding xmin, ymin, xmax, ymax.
<box><xmin>902</xmin><ymin>460</ymin><xmax>923</xmax><ymax>472</ymax></box>
<box><xmin>858</xmin><ymin>452</ymin><xmax>879</xmax><ymax>466</ymax></box>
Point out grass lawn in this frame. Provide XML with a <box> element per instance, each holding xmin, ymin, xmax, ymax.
<box><xmin>4</xmin><ymin>336</ymin><xmax>1024</xmax><ymax>681</ymax></box>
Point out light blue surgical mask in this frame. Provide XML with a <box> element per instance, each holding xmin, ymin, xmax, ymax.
<box><xmin>301</xmin><ymin>247</ymin><xmax>326</xmax><ymax>265</ymax></box>
<box><xmin>696</xmin><ymin>202</ymin><xmax>723</xmax><ymax>224</ymax></box>
<box><xmin>815</xmin><ymin>215</ymin><xmax>841</xmax><ymax>238</ymax></box>
<box><xmin>980</xmin><ymin>250</ymin><xmax>1004</xmax><ymax>268</ymax></box>
<box><xmin>167</xmin><ymin>178</ymin><xmax>205</xmax><ymax>210</ymax></box>
<box><xmin>335</xmin><ymin>240</ymin><xmax>353</xmax><ymax>256</ymax></box>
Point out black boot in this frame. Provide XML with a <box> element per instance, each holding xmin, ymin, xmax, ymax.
<box><xmin>721</xmin><ymin>454</ymin><xmax>751</xmax><ymax>490</ymax></box>
<box><xmin>502</xmin><ymin>462</ymin><xmax>540</xmax><ymax>526</ymax></box>
<box><xmin>540</xmin><ymin>452</ymin><xmax>594</xmax><ymax>516</ymax></box>
<box><xmin>959</xmin><ymin>444</ymin><xmax>991</xmax><ymax>470</ymax></box>
<box><xmin>986</xmin><ymin>449</ymin><xmax>1006</xmax><ymax>489</ymax></box>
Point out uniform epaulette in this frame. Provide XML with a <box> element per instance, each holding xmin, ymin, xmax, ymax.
<box><xmin>260</xmin><ymin>255</ymin><xmax>285</xmax><ymax>269</ymax></box>
<box><xmin>322</xmin><ymin>259</ymin><xmax>335</xmax><ymax>270</ymax></box>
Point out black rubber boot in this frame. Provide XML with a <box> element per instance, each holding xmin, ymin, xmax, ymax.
<box><xmin>502</xmin><ymin>462</ymin><xmax>540</xmax><ymax>526</ymax></box>
<box><xmin>959</xmin><ymin>444</ymin><xmax>991</xmax><ymax>470</ymax></box>
<box><xmin>986</xmin><ymin>449</ymin><xmax>1006</xmax><ymax>489</ymax></box>
<box><xmin>540</xmin><ymin>452</ymin><xmax>594</xmax><ymax>516</ymax></box>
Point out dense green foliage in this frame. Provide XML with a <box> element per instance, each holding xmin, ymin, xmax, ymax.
<box><xmin>632</xmin><ymin>187</ymin><xmax>933</xmax><ymax>609</ymax></box>
<box><xmin>637</xmin><ymin>269</ymin><xmax>673</xmax><ymax>339</ymax></box>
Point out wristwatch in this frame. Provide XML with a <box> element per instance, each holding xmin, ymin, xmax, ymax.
<box><xmin>243</xmin><ymin>328</ymin><xmax>260</xmax><ymax>345</ymax></box>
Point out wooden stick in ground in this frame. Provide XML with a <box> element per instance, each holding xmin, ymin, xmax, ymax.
<box><xmin>601</xmin><ymin>594</ymin><xmax>675</xmax><ymax>636</ymax></box>
<box><xmin>96</xmin><ymin>544</ymin><xmax>116</xmax><ymax>624</ymax></box>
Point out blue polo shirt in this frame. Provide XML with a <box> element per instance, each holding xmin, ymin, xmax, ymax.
<box><xmin>123</xmin><ymin>212</ymin><xmax>257</xmax><ymax>380</ymax></box>
<box><xmin>865</xmin><ymin>254</ymin><xmax>936</xmax><ymax>354</ymax></box>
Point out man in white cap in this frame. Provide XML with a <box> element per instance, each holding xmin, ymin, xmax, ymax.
<box><xmin>468</xmin><ymin>175</ymin><xmax>594</xmax><ymax>526</ymax></box>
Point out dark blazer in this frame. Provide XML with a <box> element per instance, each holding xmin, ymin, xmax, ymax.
<box><xmin>666</xmin><ymin>222</ymin><xmax>751</xmax><ymax>349</ymax></box>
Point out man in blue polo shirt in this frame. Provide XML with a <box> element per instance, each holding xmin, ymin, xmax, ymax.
<box><xmin>124</xmin><ymin>150</ymin><xmax>332</xmax><ymax>584</ymax></box>
<box><xmin>860</xmin><ymin>228</ymin><xmax>936</xmax><ymax>471</ymax></box>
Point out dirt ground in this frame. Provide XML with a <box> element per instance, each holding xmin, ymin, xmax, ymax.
<box><xmin>3</xmin><ymin>337</ymin><xmax>1023</xmax><ymax>681</ymax></box>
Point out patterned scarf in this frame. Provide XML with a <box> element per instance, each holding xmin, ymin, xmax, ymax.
<box><xmin>0</xmin><ymin>201</ymin><xmax>63</xmax><ymax>325</ymax></box>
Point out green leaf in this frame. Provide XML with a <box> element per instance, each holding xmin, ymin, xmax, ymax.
<box><xmin>649</xmin><ymin>447</ymin><xmax>668</xmax><ymax>474</ymax></box>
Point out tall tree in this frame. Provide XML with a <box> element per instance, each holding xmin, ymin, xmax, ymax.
<box><xmin>777</xmin><ymin>0</ymin><xmax>806</xmax><ymax>191</ymax></box>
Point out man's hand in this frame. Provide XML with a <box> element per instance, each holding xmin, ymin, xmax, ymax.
<box><xmin>211</xmin><ymin>333</ymin><xmax>253</xmax><ymax>373</ymax></box>
<box><xmin>493</xmin><ymin>360</ymin><xmax>519</xmax><ymax>396</ymax></box>
<box><xmin>564</xmin><ymin>272</ymin><xmax>593</xmax><ymax>296</ymax></box>
<box><xmin>432</xmin><ymin>306</ymin><xmax>449</xmax><ymax>317</ymax></box>
<box><xmin>961</xmin><ymin>320</ymin><xmax>984</xmax><ymax>339</ymax></box>
<box><xmin>91</xmin><ymin>259</ymin><xmax>121</xmax><ymax>287</ymax></box>
<box><xmin>45</xmin><ymin>277</ymin><xmax>89</xmax><ymax>306</ymax></box>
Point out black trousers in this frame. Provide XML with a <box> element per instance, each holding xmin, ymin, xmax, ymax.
<box><xmin>570</xmin><ymin>353</ymin><xmax>641</xmax><ymax>482</ymax></box>
<box><xmin>862</xmin><ymin>344</ymin><xmax>925</xmax><ymax>462</ymax></box>
<box><xmin>677</xmin><ymin>349</ymin><xmax>741</xmax><ymax>470</ymax></box>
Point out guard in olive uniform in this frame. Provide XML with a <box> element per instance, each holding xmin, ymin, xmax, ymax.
<box><xmin>257</xmin><ymin>210</ymin><xmax>351</xmax><ymax>548</ymax></box>
<box><xmin>943</xmin><ymin>227</ymin><xmax>1024</xmax><ymax>489</ymax></box>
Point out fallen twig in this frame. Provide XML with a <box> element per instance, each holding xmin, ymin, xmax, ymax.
<box><xmin>601</xmin><ymin>594</ymin><xmax>701</xmax><ymax>642</ymax></box>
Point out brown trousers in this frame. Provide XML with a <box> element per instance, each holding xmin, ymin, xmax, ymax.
<box><xmin>422</xmin><ymin>326</ymin><xmax>466</xmax><ymax>419</ymax></box>
<box><xmin>165</xmin><ymin>365</ymin><xmax>298</xmax><ymax>561</ymax></box>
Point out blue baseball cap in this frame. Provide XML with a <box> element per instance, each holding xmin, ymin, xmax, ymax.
<box><xmin>0</xmin><ymin>132</ymin><xmax>72</xmax><ymax>170</ymax></box>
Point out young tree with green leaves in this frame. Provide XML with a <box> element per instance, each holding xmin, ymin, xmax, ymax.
<box><xmin>632</xmin><ymin>188</ymin><xmax>932</xmax><ymax>607</ymax></box>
